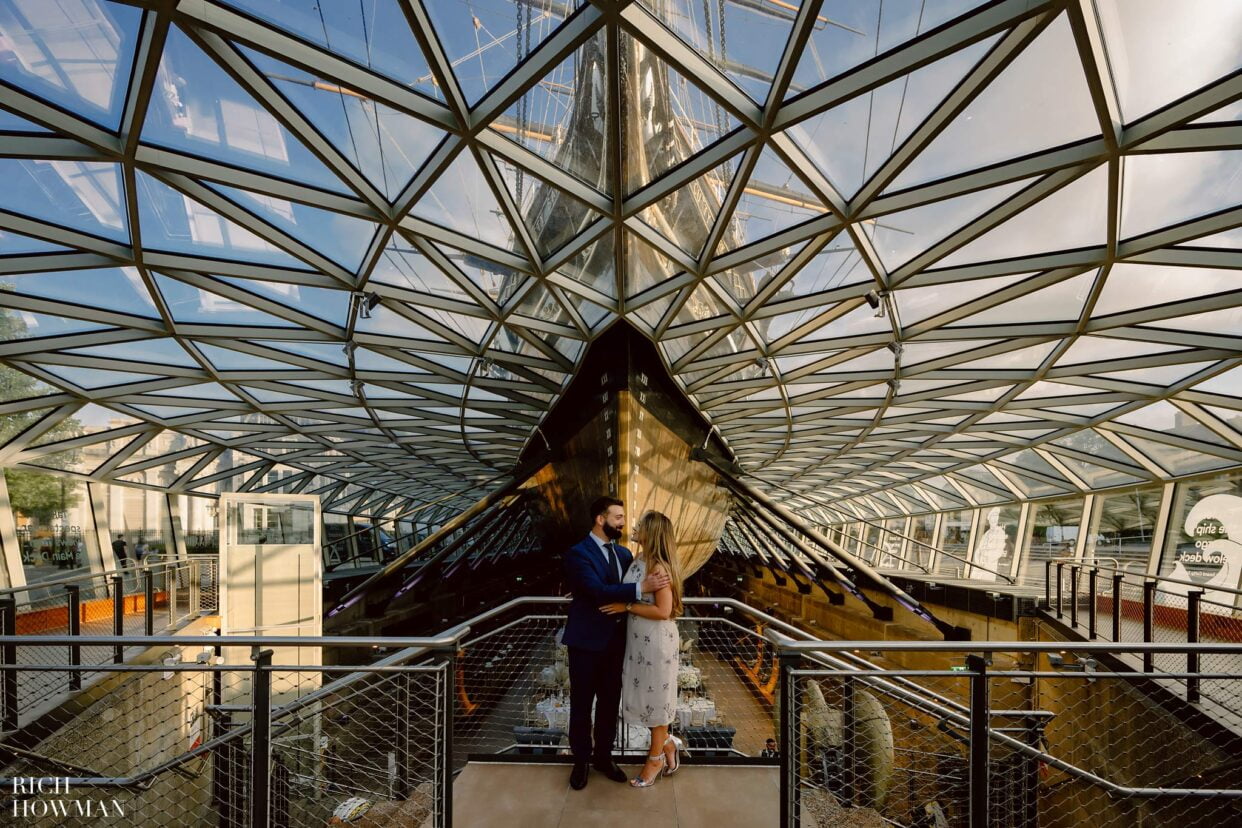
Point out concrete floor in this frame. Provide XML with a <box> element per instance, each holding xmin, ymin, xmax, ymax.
<box><xmin>448</xmin><ymin>762</ymin><xmax>778</xmax><ymax>828</ymax></box>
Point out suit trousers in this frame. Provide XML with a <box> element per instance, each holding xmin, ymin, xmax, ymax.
<box><xmin>567</xmin><ymin>625</ymin><xmax>626</xmax><ymax>762</ymax></box>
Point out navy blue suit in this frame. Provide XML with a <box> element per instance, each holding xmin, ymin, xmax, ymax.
<box><xmin>562</xmin><ymin>534</ymin><xmax>635</xmax><ymax>762</ymax></box>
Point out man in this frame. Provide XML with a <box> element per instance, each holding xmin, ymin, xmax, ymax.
<box><xmin>562</xmin><ymin>496</ymin><xmax>670</xmax><ymax>790</ymax></box>
<box><xmin>760</xmin><ymin>738</ymin><xmax>780</xmax><ymax>759</ymax></box>
<box><xmin>111</xmin><ymin>534</ymin><xmax>129</xmax><ymax>569</ymax></box>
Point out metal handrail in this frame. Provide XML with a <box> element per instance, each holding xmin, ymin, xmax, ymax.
<box><xmin>1050</xmin><ymin>557</ymin><xmax>1242</xmax><ymax>598</ymax></box>
<box><xmin>0</xmin><ymin>557</ymin><xmax>203</xmax><ymax>599</ymax></box>
<box><xmin>840</xmin><ymin>517</ymin><xmax>1016</xmax><ymax>584</ymax></box>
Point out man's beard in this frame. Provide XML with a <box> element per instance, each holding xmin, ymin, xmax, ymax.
<box><xmin>603</xmin><ymin>524</ymin><xmax>623</xmax><ymax>540</ymax></box>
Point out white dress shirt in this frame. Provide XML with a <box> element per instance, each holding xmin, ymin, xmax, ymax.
<box><xmin>591</xmin><ymin>532</ymin><xmax>642</xmax><ymax>601</ymax></box>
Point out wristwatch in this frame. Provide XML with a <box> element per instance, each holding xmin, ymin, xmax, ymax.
<box><xmin>625</xmin><ymin>602</ymin><xmax>633</xmax><ymax>612</ymax></box>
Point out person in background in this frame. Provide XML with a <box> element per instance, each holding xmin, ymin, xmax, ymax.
<box><xmin>760</xmin><ymin>738</ymin><xmax>780</xmax><ymax>759</ymax></box>
<box><xmin>135</xmin><ymin>537</ymin><xmax>148</xmax><ymax>565</ymax></box>
<box><xmin>112</xmin><ymin>534</ymin><xmax>130</xmax><ymax>570</ymax></box>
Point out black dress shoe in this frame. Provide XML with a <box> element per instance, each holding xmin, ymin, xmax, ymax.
<box><xmin>570</xmin><ymin>761</ymin><xmax>589</xmax><ymax>790</ymax></box>
<box><xmin>592</xmin><ymin>758</ymin><xmax>628</xmax><ymax>783</ymax></box>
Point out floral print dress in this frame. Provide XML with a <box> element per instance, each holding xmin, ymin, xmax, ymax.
<box><xmin>621</xmin><ymin>556</ymin><xmax>679</xmax><ymax>727</ymax></box>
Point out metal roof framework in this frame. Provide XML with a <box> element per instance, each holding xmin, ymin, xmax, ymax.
<box><xmin>0</xmin><ymin>0</ymin><xmax>1237</xmax><ymax>518</ymax></box>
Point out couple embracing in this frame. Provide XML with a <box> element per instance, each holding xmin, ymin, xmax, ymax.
<box><xmin>562</xmin><ymin>496</ymin><xmax>688</xmax><ymax>790</ymax></box>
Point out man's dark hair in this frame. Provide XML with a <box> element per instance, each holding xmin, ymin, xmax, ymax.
<box><xmin>766</xmin><ymin>739</ymin><xmax>776</xmax><ymax>745</ymax></box>
<box><xmin>590</xmin><ymin>496</ymin><xmax>623</xmax><ymax>520</ymax></box>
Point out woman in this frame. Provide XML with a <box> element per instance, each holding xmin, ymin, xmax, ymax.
<box><xmin>601</xmin><ymin>510</ymin><xmax>688</xmax><ymax>787</ymax></box>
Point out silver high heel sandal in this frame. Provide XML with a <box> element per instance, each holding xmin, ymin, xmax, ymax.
<box><xmin>630</xmin><ymin>753</ymin><xmax>666</xmax><ymax>788</ymax></box>
<box><xmin>662</xmin><ymin>735</ymin><xmax>689</xmax><ymax>776</ymax></box>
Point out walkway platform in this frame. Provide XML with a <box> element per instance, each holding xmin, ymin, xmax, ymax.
<box><xmin>449</xmin><ymin>762</ymin><xmax>777</xmax><ymax>827</ymax></box>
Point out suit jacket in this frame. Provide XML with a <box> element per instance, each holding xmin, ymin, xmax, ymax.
<box><xmin>562</xmin><ymin>534</ymin><xmax>635</xmax><ymax>651</ymax></box>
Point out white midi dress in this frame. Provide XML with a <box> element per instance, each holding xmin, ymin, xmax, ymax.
<box><xmin>620</xmin><ymin>557</ymin><xmax>680</xmax><ymax>727</ymax></box>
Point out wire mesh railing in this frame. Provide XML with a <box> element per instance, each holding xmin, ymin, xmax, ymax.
<box><xmin>0</xmin><ymin>558</ymin><xmax>217</xmax><ymax>723</ymax></box>
<box><xmin>1046</xmin><ymin>558</ymin><xmax>1242</xmax><ymax>719</ymax></box>
<box><xmin>4</xmin><ymin>599</ymin><xmax>1242</xmax><ymax>826</ymax></box>
<box><xmin>0</xmin><ymin>635</ymin><xmax>457</xmax><ymax>827</ymax></box>
<box><xmin>777</xmin><ymin>639</ymin><xmax>1242</xmax><ymax>828</ymax></box>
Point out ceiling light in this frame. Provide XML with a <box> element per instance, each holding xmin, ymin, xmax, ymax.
<box><xmin>864</xmin><ymin>290</ymin><xmax>881</xmax><ymax>309</ymax></box>
<box><xmin>353</xmin><ymin>291</ymin><xmax>382</xmax><ymax>319</ymax></box>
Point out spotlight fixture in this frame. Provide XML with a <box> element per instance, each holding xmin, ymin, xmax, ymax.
<box><xmin>342</xmin><ymin>340</ymin><xmax>359</xmax><ymax>357</ymax></box>
<box><xmin>864</xmin><ymin>290</ymin><xmax>881</xmax><ymax>309</ymax></box>
<box><xmin>353</xmin><ymin>290</ymin><xmax>382</xmax><ymax>319</ymax></box>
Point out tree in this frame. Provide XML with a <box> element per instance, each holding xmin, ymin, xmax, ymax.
<box><xmin>0</xmin><ymin>299</ymin><xmax>84</xmax><ymax>526</ymax></box>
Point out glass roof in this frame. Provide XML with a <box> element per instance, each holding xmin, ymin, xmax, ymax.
<box><xmin>0</xmin><ymin>0</ymin><xmax>1239</xmax><ymax>516</ymax></box>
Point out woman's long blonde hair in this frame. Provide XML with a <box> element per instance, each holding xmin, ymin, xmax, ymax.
<box><xmin>638</xmin><ymin>510</ymin><xmax>682</xmax><ymax>617</ymax></box>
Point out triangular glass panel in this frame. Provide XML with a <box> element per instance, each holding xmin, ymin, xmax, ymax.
<box><xmin>1176</xmin><ymin>226</ymin><xmax>1242</xmax><ymax>250</ymax></box>
<box><xmin>556</xmin><ymin>233</ymin><xmax>616</xmax><ymax>300</ymax></box>
<box><xmin>785</xmin><ymin>303</ymin><xmax>890</xmax><ymax>345</ymax></box>
<box><xmin>1121</xmin><ymin>151</ymin><xmax>1242</xmax><ymax>240</ymax></box>
<box><xmin>640</xmin><ymin>152</ymin><xmax>740</xmax><ymax>260</ymax></box>
<box><xmin>1192</xmin><ymin>100</ymin><xmax>1242</xmax><ymax>125</ymax></box>
<box><xmin>135</xmin><ymin>171</ymin><xmax>305</xmax><ymax>266</ymax></box>
<box><xmin>222</xmin><ymin>1</ymin><xmax>438</xmax><ymax>97</ymax></box>
<box><xmin>625</xmin><ymin>231</ymin><xmax>686</xmax><ymax>301</ymax></box>
<box><xmin>936</xmin><ymin>166</ymin><xmax>1108</xmax><ymax>267</ymax></box>
<box><xmin>143</xmin><ymin>27</ymin><xmax>347</xmax><ymax>192</ymax></box>
<box><xmin>153</xmin><ymin>272</ymin><xmax>299</xmax><ymax>327</ymax></box>
<box><xmin>632</xmin><ymin>291</ymin><xmax>676</xmax><ymax>330</ymax></box>
<box><xmin>0</xmin><ymin>106</ymin><xmax>51</xmax><ymax>132</ymax></box>
<box><xmin>640</xmin><ymin>0</ymin><xmax>794</xmax><ymax>102</ymax></box>
<box><xmin>894</xmin><ymin>273</ymin><xmax>1029</xmax><ymax>325</ymax></box>
<box><xmin>207</xmin><ymin>183</ymin><xmax>379</xmax><ymax>270</ymax></box>
<box><xmin>556</xmin><ymin>287</ymin><xmax>611</xmax><ymax>330</ymax></box>
<box><xmin>129</xmin><ymin>404</ymin><xmax>218</xmax><ymax>419</ymax></box>
<box><xmin>0</xmin><ymin>159</ymin><xmax>127</xmax><ymax>241</ymax></box>
<box><xmin>194</xmin><ymin>343</ymin><xmax>303</xmax><ymax>372</ymax></box>
<box><xmin>670</xmin><ymin>282</ymin><xmax>733</xmax><ymax>330</ymax></box>
<box><xmin>620</xmin><ymin>31</ymin><xmax>740</xmax><ymax>195</ymax></box>
<box><xmin>425</xmin><ymin>0</ymin><xmax>577</xmax><ymax>103</ymax></box>
<box><xmin>216</xmin><ymin>276</ymin><xmax>349</xmax><ymax>325</ymax></box>
<box><xmin>423</xmin><ymin>240</ymin><xmax>527</xmax><ymax>304</ymax></box>
<box><xmin>68</xmin><ymin>337</ymin><xmax>199</xmax><ymax>367</ymax></box>
<box><xmin>891</xmin><ymin>14</ymin><xmax>1099</xmax><ymax>189</ymax></box>
<box><xmin>1013</xmin><ymin>380</ymin><xmax>1100</xmax><ymax>401</ymax></box>
<box><xmin>356</xmin><ymin>304</ymin><xmax>451</xmax><ymax>343</ymax></box>
<box><xmin>4</xmin><ymin>314</ymin><xmax>105</xmax><ymax>340</ymax></box>
<box><xmin>956</xmin><ymin>341</ymin><xmax>1058</xmax><ymax>371</ymax></box>
<box><xmin>144</xmin><ymin>382</ymin><xmax>242</xmax><ymax>402</ymax></box>
<box><xmin>864</xmin><ymin>178</ymin><xmax>1033</xmax><ymax>269</ymax></box>
<box><xmin>373</xmin><ymin>239</ymin><xmax>461</xmax><ymax>295</ymax></box>
<box><xmin>0</xmin><ymin>228</ymin><xmax>67</xmax><ymax>254</ymax></box>
<box><xmin>240</xmin><ymin>45</ymin><xmax>446</xmax><ymax>198</ymax></box>
<box><xmin>792</xmin><ymin>1</ymin><xmax>990</xmax><ymax>96</ymax></box>
<box><xmin>1055</xmin><ymin>335</ymin><xmax>1184</xmax><ymax>366</ymax></box>
<box><xmin>1204</xmin><ymin>406</ymin><xmax>1242</xmax><ymax>436</ymax></box>
<box><xmin>1096</xmin><ymin>0</ymin><xmax>1242</xmax><ymax>121</ymax></box>
<box><xmin>718</xmin><ymin>147</ymin><xmax>829</xmax><ymax>254</ymax></box>
<box><xmin>1192</xmin><ymin>367</ymin><xmax>1242</xmax><ymax>399</ymax></box>
<box><xmin>1094</xmin><ymin>263</ymin><xmax>1239</xmax><ymax>318</ymax></box>
<box><xmin>39</xmin><ymin>365</ymin><xmax>163</xmax><ymax>389</ymax></box>
<box><xmin>775</xmin><ymin>236</ymin><xmax>870</xmax><ymax>298</ymax></box>
<box><xmin>1096</xmin><ymin>362</ymin><xmax>1216</xmax><ymax>387</ymax></box>
<box><xmin>3</xmin><ymin>267</ymin><xmax>157</xmax><ymax>317</ymax></box>
<box><xmin>1140</xmin><ymin>307</ymin><xmax>1242</xmax><ymax>337</ymax></box>
<box><xmin>492</xmin><ymin>153</ymin><xmax>597</xmax><ymax>258</ymax></box>
<box><xmin>790</xmin><ymin>32</ymin><xmax>999</xmax><ymax>198</ymax></box>
<box><xmin>253</xmin><ymin>339</ymin><xmax>348</xmax><ymax>367</ymax></box>
<box><xmin>493</xmin><ymin>29</ymin><xmax>610</xmax><ymax>191</ymax></box>
<box><xmin>950</xmin><ymin>271</ymin><xmax>1097</xmax><ymax>326</ymax></box>
<box><xmin>1116</xmin><ymin>432</ymin><xmax>1234</xmax><ymax>477</ymax></box>
<box><xmin>0</xmin><ymin>0</ymin><xmax>142</xmax><ymax>128</ymax></box>
<box><xmin>412</xmin><ymin>151</ymin><xmax>517</xmax><ymax>251</ymax></box>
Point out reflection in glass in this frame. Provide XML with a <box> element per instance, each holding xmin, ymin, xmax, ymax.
<box><xmin>0</xmin><ymin>0</ymin><xmax>140</xmax><ymax>126</ymax></box>
<box><xmin>968</xmin><ymin>505</ymin><xmax>1019</xmax><ymax>581</ymax></box>
<box><xmin>1160</xmin><ymin>469</ymin><xmax>1242</xmax><ymax>609</ymax></box>
<box><xmin>1021</xmin><ymin>497</ymin><xmax>1085</xmax><ymax>584</ymax></box>
<box><xmin>227</xmin><ymin>499</ymin><xmax>315</xmax><ymax>545</ymax></box>
<box><xmin>1086</xmin><ymin>486</ymin><xmax>1160</xmax><ymax>573</ymax></box>
<box><xmin>935</xmin><ymin>509</ymin><xmax>974</xmax><ymax>576</ymax></box>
